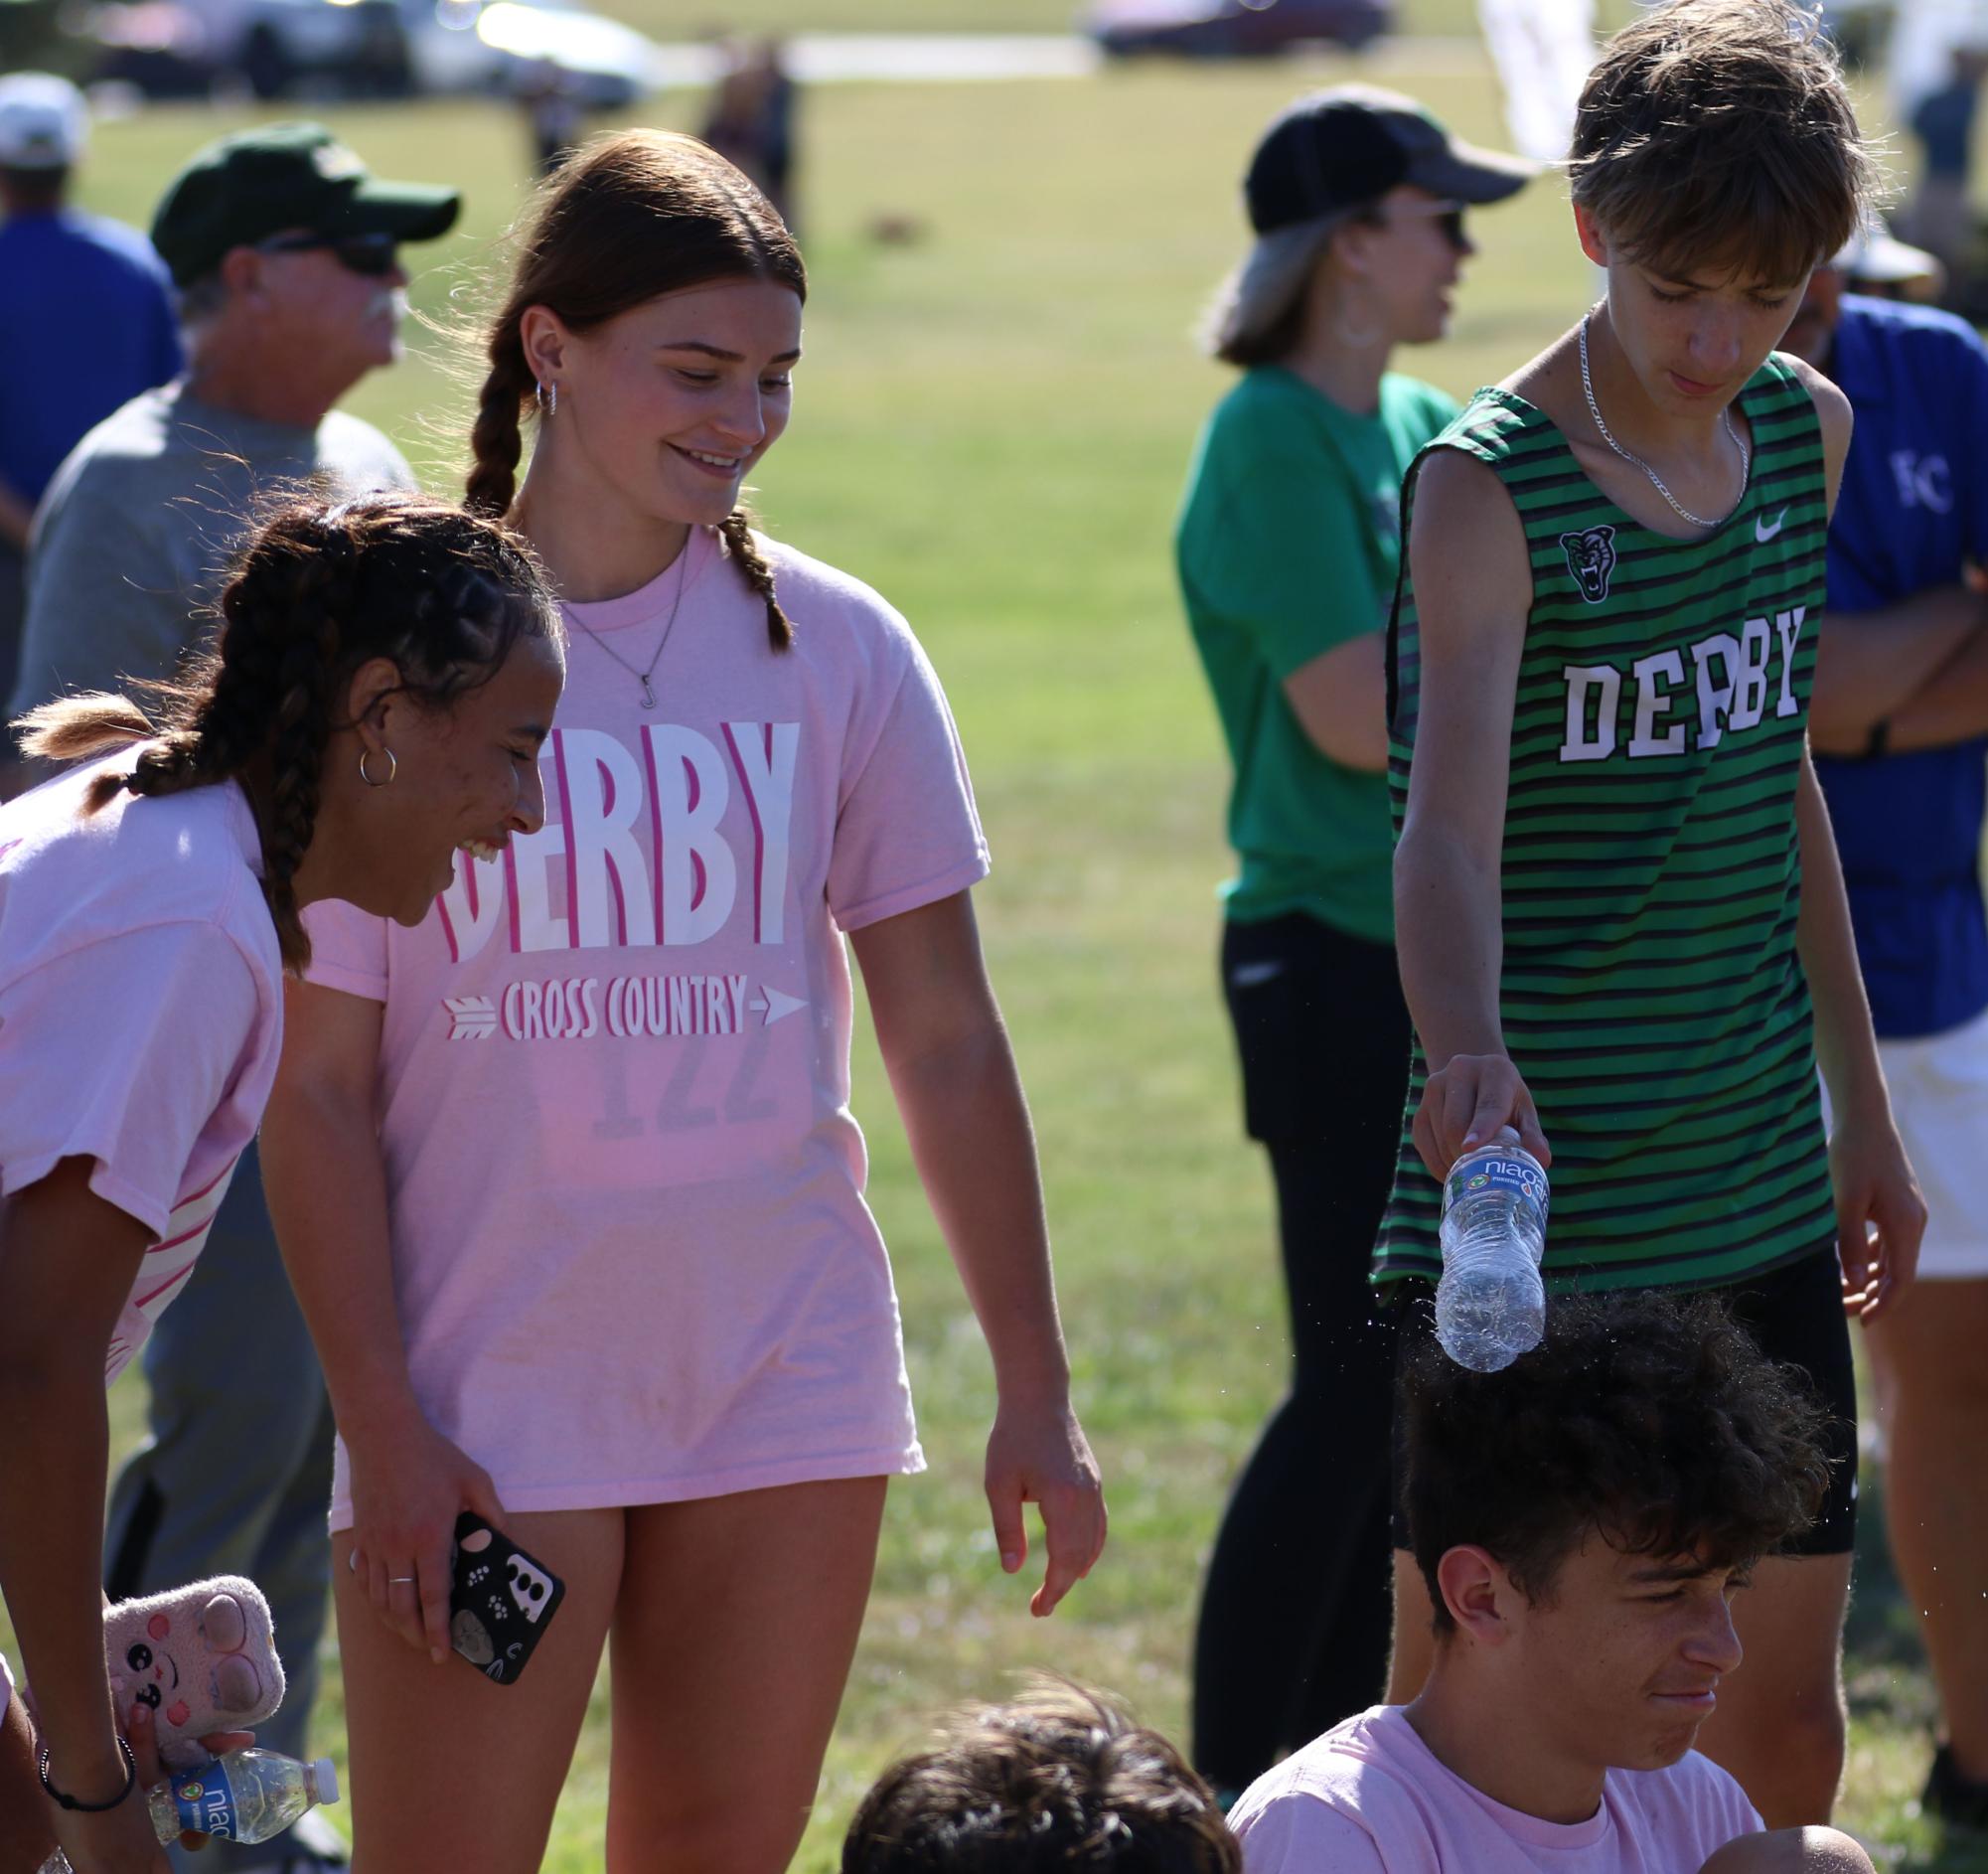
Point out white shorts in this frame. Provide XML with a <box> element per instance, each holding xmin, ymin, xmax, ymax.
<box><xmin>1881</xmin><ymin>1002</ymin><xmax>1988</xmax><ymax>1281</ymax></box>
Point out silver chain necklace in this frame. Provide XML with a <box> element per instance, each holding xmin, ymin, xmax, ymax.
<box><xmin>1578</xmin><ymin>310</ymin><xmax>1749</xmax><ymax>532</ymax></box>
<box><xmin>565</xmin><ymin>537</ymin><xmax>690</xmax><ymax>709</ymax></box>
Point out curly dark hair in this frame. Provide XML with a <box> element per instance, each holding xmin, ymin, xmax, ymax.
<box><xmin>1403</xmin><ymin>1292</ymin><xmax>1833</xmax><ymax>1634</ymax></box>
<box><xmin>13</xmin><ymin>491</ymin><xmax>560</xmax><ymax>973</ymax></box>
<box><xmin>844</xmin><ymin>1678</ymin><xmax>1239</xmax><ymax>1874</ymax></box>
<box><xmin>1570</xmin><ymin>0</ymin><xmax>1876</xmax><ymax>287</ymax></box>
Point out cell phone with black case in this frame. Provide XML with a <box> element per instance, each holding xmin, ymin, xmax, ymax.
<box><xmin>447</xmin><ymin>1511</ymin><xmax>566</xmax><ymax>1684</ymax></box>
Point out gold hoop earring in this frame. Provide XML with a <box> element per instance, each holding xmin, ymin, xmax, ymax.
<box><xmin>535</xmin><ymin>380</ymin><xmax>558</xmax><ymax>418</ymax></box>
<box><xmin>359</xmin><ymin>747</ymin><xmax>397</xmax><ymax>788</ymax></box>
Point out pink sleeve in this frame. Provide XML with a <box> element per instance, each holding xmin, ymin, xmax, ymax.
<box><xmin>1687</xmin><ymin>1753</ymin><xmax>1764</xmax><ymax>1853</ymax></box>
<box><xmin>0</xmin><ymin>923</ymin><xmax>260</xmax><ymax>1238</ymax></box>
<box><xmin>1233</xmin><ymin>1795</ymin><xmax>1392</xmax><ymax>1874</ymax></box>
<box><xmin>301</xmin><ymin>897</ymin><xmax>390</xmax><ymax>1002</ymax></box>
<box><xmin>828</xmin><ymin>634</ymin><xmax>990</xmax><ymax>932</ymax></box>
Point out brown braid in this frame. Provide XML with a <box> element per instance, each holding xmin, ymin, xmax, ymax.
<box><xmin>256</xmin><ymin>525</ymin><xmax>353</xmax><ymax>953</ymax></box>
<box><xmin>466</xmin><ymin>131</ymin><xmax>808</xmax><ymax>650</ymax></box>
<box><xmin>467</xmin><ymin>339</ymin><xmax>534</xmax><ymax>520</ymax></box>
<box><xmin>718</xmin><ymin>509</ymin><xmax>793</xmax><ymax>651</ymax></box>
<box><xmin>14</xmin><ymin>493</ymin><xmax>560</xmax><ymax>973</ymax></box>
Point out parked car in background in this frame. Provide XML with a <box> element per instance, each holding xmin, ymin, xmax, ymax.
<box><xmin>399</xmin><ymin>0</ymin><xmax>659</xmax><ymax>108</ymax></box>
<box><xmin>1087</xmin><ymin>0</ymin><xmax>1391</xmax><ymax>56</ymax></box>
<box><xmin>72</xmin><ymin>0</ymin><xmax>407</xmax><ymax>96</ymax></box>
<box><xmin>69</xmin><ymin>0</ymin><xmax>659</xmax><ymax>100</ymax></box>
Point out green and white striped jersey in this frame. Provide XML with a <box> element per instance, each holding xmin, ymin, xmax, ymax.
<box><xmin>1376</xmin><ymin>354</ymin><xmax>1835</xmax><ymax>1292</ymax></box>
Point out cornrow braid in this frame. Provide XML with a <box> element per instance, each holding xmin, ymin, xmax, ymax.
<box><xmin>719</xmin><ymin>508</ymin><xmax>793</xmax><ymax>652</ymax></box>
<box><xmin>467</xmin><ymin>339</ymin><xmax>534</xmax><ymax>519</ymax></box>
<box><xmin>13</xmin><ymin>492</ymin><xmax>561</xmax><ymax>974</ymax></box>
<box><xmin>259</xmin><ymin>527</ymin><xmax>352</xmax><ymax>955</ymax></box>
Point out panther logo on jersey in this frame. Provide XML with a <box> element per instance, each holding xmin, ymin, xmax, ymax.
<box><xmin>1560</xmin><ymin>525</ymin><xmax>1617</xmax><ymax>604</ymax></box>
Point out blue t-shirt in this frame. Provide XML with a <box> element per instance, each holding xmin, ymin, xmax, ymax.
<box><xmin>0</xmin><ymin>209</ymin><xmax>183</xmax><ymax>511</ymax></box>
<box><xmin>1813</xmin><ymin>296</ymin><xmax>1988</xmax><ymax>1038</ymax></box>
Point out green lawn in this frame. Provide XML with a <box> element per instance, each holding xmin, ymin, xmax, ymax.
<box><xmin>475</xmin><ymin>0</ymin><xmax>1497</xmax><ymax>45</ymax></box>
<box><xmin>12</xmin><ymin>41</ymin><xmax>1985</xmax><ymax>1873</ymax></box>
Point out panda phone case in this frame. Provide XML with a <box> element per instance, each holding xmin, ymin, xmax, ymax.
<box><xmin>446</xmin><ymin>1512</ymin><xmax>566</xmax><ymax>1684</ymax></box>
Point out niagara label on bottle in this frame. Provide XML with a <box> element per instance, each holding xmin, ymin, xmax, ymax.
<box><xmin>159</xmin><ymin>1749</ymin><xmax>337</xmax><ymax>1843</ymax></box>
<box><xmin>1435</xmin><ymin>1127</ymin><xmax>1550</xmax><ymax>1373</ymax></box>
<box><xmin>39</xmin><ymin>1749</ymin><xmax>339</xmax><ymax>1870</ymax></box>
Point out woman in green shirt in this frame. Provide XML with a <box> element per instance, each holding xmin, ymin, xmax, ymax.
<box><xmin>1173</xmin><ymin>86</ymin><xmax>1528</xmax><ymax>1797</ymax></box>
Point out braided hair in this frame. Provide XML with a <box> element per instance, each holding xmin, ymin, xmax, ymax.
<box><xmin>14</xmin><ymin>493</ymin><xmax>560</xmax><ymax>972</ymax></box>
<box><xmin>465</xmin><ymin>128</ymin><xmax>803</xmax><ymax>653</ymax></box>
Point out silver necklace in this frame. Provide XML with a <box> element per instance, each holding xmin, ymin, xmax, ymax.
<box><xmin>1578</xmin><ymin>311</ymin><xmax>1749</xmax><ymax>532</ymax></box>
<box><xmin>566</xmin><ymin>538</ymin><xmax>690</xmax><ymax>709</ymax></box>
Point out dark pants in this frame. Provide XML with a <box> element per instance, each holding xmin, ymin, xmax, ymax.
<box><xmin>1190</xmin><ymin>913</ymin><xmax>1412</xmax><ymax>1796</ymax></box>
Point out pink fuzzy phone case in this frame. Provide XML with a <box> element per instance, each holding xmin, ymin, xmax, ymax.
<box><xmin>103</xmin><ymin>1576</ymin><xmax>285</xmax><ymax>1770</ymax></box>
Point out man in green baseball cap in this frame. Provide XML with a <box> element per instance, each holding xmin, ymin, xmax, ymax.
<box><xmin>149</xmin><ymin>119</ymin><xmax>459</xmax><ymax>288</ymax></box>
<box><xmin>5</xmin><ymin>120</ymin><xmax>461</xmax><ymax>1874</ymax></box>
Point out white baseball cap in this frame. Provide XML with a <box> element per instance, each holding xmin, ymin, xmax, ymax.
<box><xmin>0</xmin><ymin>73</ymin><xmax>88</xmax><ymax>171</ymax></box>
<box><xmin>1831</xmin><ymin>219</ymin><xmax>1944</xmax><ymax>290</ymax></box>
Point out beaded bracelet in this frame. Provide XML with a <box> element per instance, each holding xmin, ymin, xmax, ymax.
<box><xmin>38</xmin><ymin>1736</ymin><xmax>137</xmax><ymax>1811</ymax></box>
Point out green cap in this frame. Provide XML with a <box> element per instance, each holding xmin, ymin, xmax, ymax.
<box><xmin>150</xmin><ymin>121</ymin><xmax>461</xmax><ymax>287</ymax></box>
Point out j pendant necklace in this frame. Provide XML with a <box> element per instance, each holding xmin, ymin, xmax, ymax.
<box><xmin>565</xmin><ymin>532</ymin><xmax>692</xmax><ymax>710</ymax></box>
<box><xmin>1579</xmin><ymin>309</ymin><xmax>1749</xmax><ymax>532</ymax></box>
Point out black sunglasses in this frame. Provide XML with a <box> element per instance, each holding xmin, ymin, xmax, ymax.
<box><xmin>1378</xmin><ymin>201</ymin><xmax>1470</xmax><ymax>252</ymax></box>
<box><xmin>256</xmin><ymin>231</ymin><xmax>401</xmax><ymax>277</ymax></box>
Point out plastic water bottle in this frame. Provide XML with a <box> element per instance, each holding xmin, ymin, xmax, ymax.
<box><xmin>1436</xmin><ymin>1126</ymin><xmax>1550</xmax><ymax>1372</ymax></box>
<box><xmin>38</xmin><ymin>1748</ymin><xmax>338</xmax><ymax>1867</ymax></box>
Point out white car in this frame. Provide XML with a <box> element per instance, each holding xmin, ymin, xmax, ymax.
<box><xmin>398</xmin><ymin>0</ymin><xmax>663</xmax><ymax>106</ymax></box>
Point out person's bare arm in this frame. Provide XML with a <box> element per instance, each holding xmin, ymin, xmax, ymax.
<box><xmin>1784</xmin><ymin>351</ymin><xmax>1854</xmax><ymax>515</ymax></box>
<box><xmin>1392</xmin><ymin>448</ymin><xmax>1549</xmax><ymax>1174</ymax></box>
<box><xmin>1779</xmin><ymin>358</ymin><xmax>1926</xmax><ymax>1316</ymax></box>
<box><xmin>850</xmin><ymin>891</ymin><xmax>1105</xmax><ymax>1618</ymax></box>
<box><xmin>1698</xmin><ymin>1826</ymin><xmax>1876</xmax><ymax>1873</ymax></box>
<box><xmin>1808</xmin><ymin>585</ymin><xmax>1988</xmax><ymax>753</ymax></box>
<box><xmin>1874</xmin><ymin>620</ymin><xmax>1988</xmax><ymax>750</ymax></box>
<box><xmin>0</xmin><ymin>1158</ymin><xmax>173</xmax><ymax>1874</ymax></box>
<box><xmin>260</xmin><ymin>981</ymin><xmax>504</xmax><ymax>1666</ymax></box>
<box><xmin>0</xmin><ymin>481</ymin><xmax>34</xmax><ymax>552</ymax></box>
<box><xmin>1793</xmin><ymin>749</ymin><xmax>1925</xmax><ymax>1318</ymax></box>
<box><xmin>1283</xmin><ymin>630</ymin><xmax>1389</xmax><ymax>772</ymax></box>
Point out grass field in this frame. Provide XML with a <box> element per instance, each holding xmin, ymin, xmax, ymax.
<box><xmin>11</xmin><ymin>34</ymin><xmax>1988</xmax><ymax>1874</ymax></box>
<box><xmin>514</xmin><ymin>0</ymin><xmax>1649</xmax><ymax>48</ymax></box>
<box><xmin>408</xmin><ymin>0</ymin><xmax>1534</xmax><ymax>45</ymax></box>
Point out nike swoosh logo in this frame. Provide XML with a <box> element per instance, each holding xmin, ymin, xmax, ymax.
<box><xmin>1756</xmin><ymin>509</ymin><xmax>1788</xmax><ymax>543</ymax></box>
<box><xmin>1230</xmin><ymin>961</ymin><xmax>1286</xmax><ymax>989</ymax></box>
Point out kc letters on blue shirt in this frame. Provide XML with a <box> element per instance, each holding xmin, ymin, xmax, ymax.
<box><xmin>1813</xmin><ymin>295</ymin><xmax>1988</xmax><ymax>1038</ymax></box>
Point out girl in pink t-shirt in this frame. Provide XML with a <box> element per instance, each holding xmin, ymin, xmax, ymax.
<box><xmin>0</xmin><ymin>495</ymin><xmax>564</xmax><ymax>1874</ymax></box>
<box><xmin>263</xmin><ymin>131</ymin><xmax>1107</xmax><ymax>1873</ymax></box>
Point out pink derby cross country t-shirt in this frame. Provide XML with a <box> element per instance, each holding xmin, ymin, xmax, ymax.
<box><xmin>0</xmin><ymin>758</ymin><xmax>284</xmax><ymax>1385</ymax></box>
<box><xmin>304</xmin><ymin>529</ymin><xmax>991</xmax><ymax>1524</ymax></box>
<box><xmin>1231</xmin><ymin>1705</ymin><xmax>1761</xmax><ymax>1873</ymax></box>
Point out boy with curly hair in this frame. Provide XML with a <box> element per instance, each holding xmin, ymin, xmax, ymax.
<box><xmin>1235</xmin><ymin>1295</ymin><xmax>1873</xmax><ymax>1872</ymax></box>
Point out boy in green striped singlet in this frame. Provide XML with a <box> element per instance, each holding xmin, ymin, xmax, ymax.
<box><xmin>1380</xmin><ymin>0</ymin><xmax>1926</xmax><ymax>1831</ymax></box>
